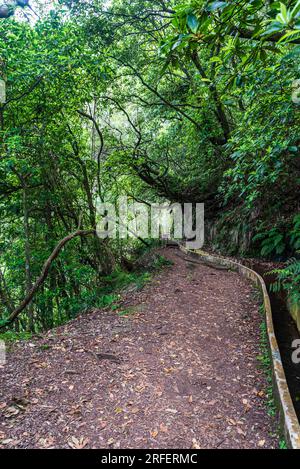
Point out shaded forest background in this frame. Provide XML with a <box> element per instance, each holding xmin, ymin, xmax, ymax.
<box><xmin>0</xmin><ymin>0</ymin><xmax>299</xmax><ymax>333</ymax></box>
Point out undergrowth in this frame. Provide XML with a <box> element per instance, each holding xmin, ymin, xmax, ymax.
<box><xmin>0</xmin><ymin>331</ymin><xmax>32</xmax><ymax>343</ymax></box>
<box><xmin>269</xmin><ymin>255</ymin><xmax>300</xmax><ymax>306</ymax></box>
<box><xmin>0</xmin><ymin>252</ymin><xmax>171</xmax><ymax>341</ymax></box>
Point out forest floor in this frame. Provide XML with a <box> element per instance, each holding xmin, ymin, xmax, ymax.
<box><xmin>0</xmin><ymin>248</ymin><xmax>279</xmax><ymax>449</ymax></box>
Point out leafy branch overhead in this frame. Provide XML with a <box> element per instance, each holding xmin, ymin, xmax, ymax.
<box><xmin>0</xmin><ymin>0</ymin><xmax>299</xmax><ymax>332</ymax></box>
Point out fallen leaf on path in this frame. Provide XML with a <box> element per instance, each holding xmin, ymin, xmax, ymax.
<box><xmin>227</xmin><ymin>418</ymin><xmax>237</xmax><ymax>426</ymax></box>
<box><xmin>242</xmin><ymin>399</ymin><xmax>252</xmax><ymax>412</ymax></box>
<box><xmin>68</xmin><ymin>436</ymin><xmax>89</xmax><ymax>449</ymax></box>
<box><xmin>98</xmin><ymin>420</ymin><xmax>107</xmax><ymax>430</ymax></box>
<box><xmin>4</xmin><ymin>406</ymin><xmax>20</xmax><ymax>418</ymax></box>
<box><xmin>159</xmin><ymin>423</ymin><xmax>168</xmax><ymax>433</ymax></box>
<box><xmin>38</xmin><ymin>436</ymin><xmax>55</xmax><ymax>448</ymax></box>
<box><xmin>191</xmin><ymin>438</ymin><xmax>201</xmax><ymax>449</ymax></box>
<box><xmin>165</xmin><ymin>408</ymin><xmax>177</xmax><ymax>414</ymax></box>
<box><xmin>1</xmin><ymin>439</ymin><xmax>15</xmax><ymax>445</ymax></box>
<box><xmin>130</xmin><ymin>407</ymin><xmax>140</xmax><ymax>414</ymax></box>
<box><xmin>134</xmin><ymin>385</ymin><xmax>145</xmax><ymax>393</ymax></box>
<box><xmin>237</xmin><ymin>427</ymin><xmax>246</xmax><ymax>437</ymax></box>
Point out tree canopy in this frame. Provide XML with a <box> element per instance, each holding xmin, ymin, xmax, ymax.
<box><xmin>0</xmin><ymin>0</ymin><xmax>299</xmax><ymax>331</ymax></box>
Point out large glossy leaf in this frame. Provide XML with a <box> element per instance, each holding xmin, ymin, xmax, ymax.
<box><xmin>206</xmin><ymin>1</ymin><xmax>228</xmax><ymax>12</ymax></box>
<box><xmin>187</xmin><ymin>13</ymin><xmax>199</xmax><ymax>33</ymax></box>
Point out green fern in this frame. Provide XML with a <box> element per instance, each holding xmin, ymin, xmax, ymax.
<box><xmin>253</xmin><ymin>228</ymin><xmax>286</xmax><ymax>257</ymax></box>
<box><xmin>290</xmin><ymin>214</ymin><xmax>300</xmax><ymax>250</ymax></box>
<box><xmin>269</xmin><ymin>255</ymin><xmax>300</xmax><ymax>304</ymax></box>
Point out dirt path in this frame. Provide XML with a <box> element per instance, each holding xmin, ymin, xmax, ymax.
<box><xmin>0</xmin><ymin>248</ymin><xmax>279</xmax><ymax>449</ymax></box>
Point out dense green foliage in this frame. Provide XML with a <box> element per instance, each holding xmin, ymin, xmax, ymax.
<box><xmin>0</xmin><ymin>0</ymin><xmax>299</xmax><ymax>331</ymax></box>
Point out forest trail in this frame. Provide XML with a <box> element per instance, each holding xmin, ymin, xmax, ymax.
<box><xmin>0</xmin><ymin>248</ymin><xmax>279</xmax><ymax>449</ymax></box>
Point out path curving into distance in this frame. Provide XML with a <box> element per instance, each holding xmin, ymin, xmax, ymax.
<box><xmin>0</xmin><ymin>248</ymin><xmax>279</xmax><ymax>449</ymax></box>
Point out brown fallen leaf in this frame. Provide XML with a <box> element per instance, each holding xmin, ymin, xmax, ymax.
<box><xmin>98</xmin><ymin>420</ymin><xmax>107</xmax><ymax>430</ymax></box>
<box><xmin>208</xmin><ymin>400</ymin><xmax>217</xmax><ymax>406</ymax></box>
<box><xmin>134</xmin><ymin>385</ymin><xmax>145</xmax><ymax>393</ymax></box>
<box><xmin>34</xmin><ymin>362</ymin><xmax>49</xmax><ymax>369</ymax></box>
<box><xmin>191</xmin><ymin>438</ymin><xmax>201</xmax><ymax>449</ymax></box>
<box><xmin>4</xmin><ymin>406</ymin><xmax>20</xmax><ymax>418</ymax></box>
<box><xmin>242</xmin><ymin>399</ymin><xmax>252</xmax><ymax>413</ymax></box>
<box><xmin>164</xmin><ymin>367</ymin><xmax>175</xmax><ymax>374</ymax></box>
<box><xmin>38</xmin><ymin>436</ymin><xmax>55</xmax><ymax>448</ymax></box>
<box><xmin>130</xmin><ymin>407</ymin><xmax>140</xmax><ymax>414</ymax></box>
<box><xmin>150</xmin><ymin>429</ymin><xmax>159</xmax><ymax>438</ymax></box>
<box><xmin>68</xmin><ymin>436</ymin><xmax>89</xmax><ymax>449</ymax></box>
<box><xmin>159</xmin><ymin>423</ymin><xmax>168</xmax><ymax>433</ymax></box>
<box><xmin>1</xmin><ymin>439</ymin><xmax>15</xmax><ymax>445</ymax></box>
<box><xmin>165</xmin><ymin>408</ymin><xmax>177</xmax><ymax>414</ymax></box>
<box><xmin>227</xmin><ymin>418</ymin><xmax>237</xmax><ymax>426</ymax></box>
<box><xmin>237</xmin><ymin>427</ymin><xmax>247</xmax><ymax>437</ymax></box>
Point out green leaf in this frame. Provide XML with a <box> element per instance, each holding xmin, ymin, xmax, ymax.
<box><xmin>206</xmin><ymin>1</ymin><xmax>228</xmax><ymax>12</ymax></box>
<box><xmin>288</xmin><ymin>146</ymin><xmax>298</xmax><ymax>153</ymax></box>
<box><xmin>282</xmin><ymin>45</ymin><xmax>300</xmax><ymax>59</ymax></box>
<box><xmin>280</xmin><ymin>2</ymin><xmax>288</xmax><ymax>19</ymax></box>
<box><xmin>278</xmin><ymin>29</ymin><xmax>300</xmax><ymax>42</ymax></box>
<box><xmin>187</xmin><ymin>13</ymin><xmax>199</xmax><ymax>33</ymax></box>
<box><xmin>291</xmin><ymin>0</ymin><xmax>300</xmax><ymax>18</ymax></box>
<box><xmin>261</xmin><ymin>22</ymin><xmax>284</xmax><ymax>36</ymax></box>
<box><xmin>209</xmin><ymin>56</ymin><xmax>222</xmax><ymax>63</ymax></box>
<box><xmin>276</xmin><ymin>2</ymin><xmax>290</xmax><ymax>24</ymax></box>
<box><xmin>0</xmin><ymin>319</ymin><xmax>9</xmax><ymax>328</ymax></box>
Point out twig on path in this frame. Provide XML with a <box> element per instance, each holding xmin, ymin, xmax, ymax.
<box><xmin>85</xmin><ymin>349</ymin><xmax>122</xmax><ymax>364</ymax></box>
<box><xmin>64</xmin><ymin>370</ymin><xmax>81</xmax><ymax>375</ymax></box>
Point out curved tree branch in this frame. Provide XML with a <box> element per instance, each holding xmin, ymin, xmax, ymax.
<box><xmin>77</xmin><ymin>109</ymin><xmax>105</xmax><ymax>200</ymax></box>
<box><xmin>1</xmin><ymin>229</ymin><xmax>96</xmax><ymax>328</ymax></box>
<box><xmin>110</xmin><ymin>57</ymin><xmax>201</xmax><ymax>130</ymax></box>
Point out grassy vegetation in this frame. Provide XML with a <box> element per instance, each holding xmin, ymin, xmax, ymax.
<box><xmin>0</xmin><ymin>330</ymin><xmax>32</xmax><ymax>343</ymax></box>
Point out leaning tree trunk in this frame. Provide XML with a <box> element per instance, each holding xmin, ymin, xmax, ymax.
<box><xmin>0</xmin><ymin>229</ymin><xmax>96</xmax><ymax>328</ymax></box>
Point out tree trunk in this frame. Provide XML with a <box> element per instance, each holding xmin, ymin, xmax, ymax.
<box><xmin>1</xmin><ymin>229</ymin><xmax>96</xmax><ymax>327</ymax></box>
<box><xmin>23</xmin><ymin>186</ymin><xmax>34</xmax><ymax>332</ymax></box>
